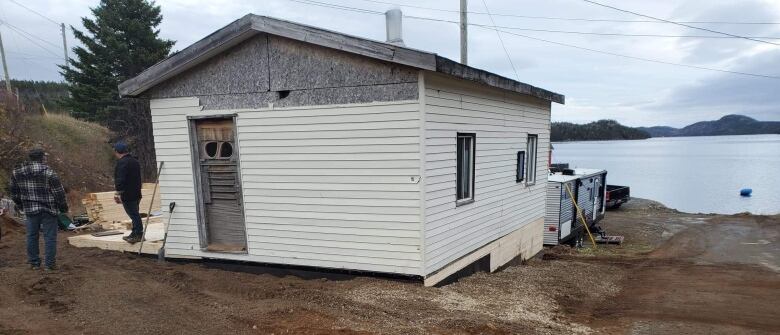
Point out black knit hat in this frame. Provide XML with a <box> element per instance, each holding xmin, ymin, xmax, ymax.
<box><xmin>28</xmin><ymin>148</ymin><xmax>47</xmax><ymax>161</ymax></box>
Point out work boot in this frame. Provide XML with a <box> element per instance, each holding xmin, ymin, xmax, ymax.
<box><xmin>44</xmin><ymin>265</ymin><xmax>58</xmax><ymax>272</ymax></box>
<box><xmin>123</xmin><ymin>234</ymin><xmax>143</xmax><ymax>244</ymax></box>
<box><xmin>29</xmin><ymin>264</ymin><xmax>41</xmax><ymax>270</ymax></box>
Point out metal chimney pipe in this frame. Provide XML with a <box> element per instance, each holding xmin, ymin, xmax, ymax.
<box><xmin>385</xmin><ymin>8</ymin><xmax>405</xmax><ymax>46</ymax></box>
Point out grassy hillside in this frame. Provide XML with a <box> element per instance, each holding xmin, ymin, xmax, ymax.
<box><xmin>0</xmin><ymin>105</ymin><xmax>115</xmax><ymax>214</ymax></box>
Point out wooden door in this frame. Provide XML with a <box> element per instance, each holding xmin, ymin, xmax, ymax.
<box><xmin>193</xmin><ymin>118</ymin><xmax>247</xmax><ymax>252</ymax></box>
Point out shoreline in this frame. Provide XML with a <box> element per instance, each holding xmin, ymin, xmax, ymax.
<box><xmin>624</xmin><ymin>197</ymin><xmax>780</xmax><ymax>217</ymax></box>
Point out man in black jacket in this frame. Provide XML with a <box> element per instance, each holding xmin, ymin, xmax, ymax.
<box><xmin>113</xmin><ymin>142</ymin><xmax>144</xmax><ymax>244</ymax></box>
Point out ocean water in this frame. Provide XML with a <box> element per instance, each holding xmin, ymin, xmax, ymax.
<box><xmin>552</xmin><ymin>134</ymin><xmax>780</xmax><ymax>215</ymax></box>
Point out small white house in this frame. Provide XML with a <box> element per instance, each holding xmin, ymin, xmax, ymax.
<box><xmin>119</xmin><ymin>14</ymin><xmax>564</xmax><ymax>285</ymax></box>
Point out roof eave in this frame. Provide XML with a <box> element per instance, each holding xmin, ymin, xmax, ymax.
<box><xmin>435</xmin><ymin>57</ymin><xmax>564</xmax><ymax>104</ymax></box>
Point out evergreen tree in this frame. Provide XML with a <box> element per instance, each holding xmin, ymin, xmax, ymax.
<box><xmin>61</xmin><ymin>0</ymin><xmax>174</xmax><ymax>122</ymax></box>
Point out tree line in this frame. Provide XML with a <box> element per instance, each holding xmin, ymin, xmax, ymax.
<box><xmin>551</xmin><ymin>120</ymin><xmax>651</xmax><ymax>142</ymax></box>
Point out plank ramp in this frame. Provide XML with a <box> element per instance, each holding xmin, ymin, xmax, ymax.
<box><xmin>68</xmin><ymin>222</ymin><xmax>165</xmax><ymax>255</ymax></box>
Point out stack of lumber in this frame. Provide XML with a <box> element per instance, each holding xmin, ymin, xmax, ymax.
<box><xmin>82</xmin><ymin>183</ymin><xmax>161</xmax><ymax>229</ymax></box>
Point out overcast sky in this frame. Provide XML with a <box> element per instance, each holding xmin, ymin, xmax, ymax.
<box><xmin>1</xmin><ymin>0</ymin><xmax>779</xmax><ymax>127</ymax></box>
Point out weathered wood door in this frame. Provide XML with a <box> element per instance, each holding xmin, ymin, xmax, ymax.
<box><xmin>193</xmin><ymin>118</ymin><xmax>247</xmax><ymax>252</ymax></box>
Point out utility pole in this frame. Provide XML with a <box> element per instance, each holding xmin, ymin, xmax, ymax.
<box><xmin>0</xmin><ymin>28</ymin><xmax>11</xmax><ymax>94</ymax></box>
<box><xmin>61</xmin><ymin>23</ymin><xmax>68</xmax><ymax>68</ymax></box>
<box><xmin>460</xmin><ymin>0</ymin><xmax>468</xmax><ymax>65</ymax></box>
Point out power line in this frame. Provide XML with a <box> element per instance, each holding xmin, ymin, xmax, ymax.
<box><xmin>0</xmin><ymin>20</ymin><xmax>61</xmax><ymax>49</ymax></box>
<box><xmin>295</xmin><ymin>0</ymin><xmax>780</xmax><ymax>40</ymax></box>
<box><xmin>579</xmin><ymin>0</ymin><xmax>780</xmax><ymax>46</ymax></box>
<box><xmin>480</xmin><ymin>0</ymin><xmax>519</xmax><ymax>81</ymax></box>
<box><xmin>353</xmin><ymin>0</ymin><xmax>780</xmax><ymax>25</ymax></box>
<box><xmin>1</xmin><ymin>24</ymin><xmax>61</xmax><ymax>58</ymax></box>
<box><xmin>405</xmin><ymin>16</ymin><xmax>780</xmax><ymax>40</ymax></box>
<box><xmin>284</xmin><ymin>0</ymin><xmax>780</xmax><ymax>79</ymax></box>
<box><xmin>490</xmin><ymin>26</ymin><xmax>780</xmax><ymax>79</ymax></box>
<box><xmin>5</xmin><ymin>0</ymin><xmax>60</xmax><ymax>26</ymax></box>
<box><xmin>289</xmin><ymin>0</ymin><xmax>383</xmax><ymax>14</ymax></box>
<box><xmin>7</xmin><ymin>50</ymin><xmax>60</xmax><ymax>59</ymax></box>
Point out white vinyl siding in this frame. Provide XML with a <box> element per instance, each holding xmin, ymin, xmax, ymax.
<box><xmin>151</xmin><ymin>98</ymin><xmax>423</xmax><ymax>275</ymax></box>
<box><xmin>421</xmin><ymin>73</ymin><xmax>550</xmax><ymax>275</ymax></box>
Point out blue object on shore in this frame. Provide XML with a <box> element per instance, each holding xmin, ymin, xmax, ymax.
<box><xmin>740</xmin><ymin>188</ymin><xmax>752</xmax><ymax>197</ymax></box>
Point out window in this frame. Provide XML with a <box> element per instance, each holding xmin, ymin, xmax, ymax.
<box><xmin>526</xmin><ymin>135</ymin><xmax>538</xmax><ymax>184</ymax></box>
<box><xmin>456</xmin><ymin>133</ymin><xmax>475</xmax><ymax>204</ymax></box>
<box><xmin>516</xmin><ymin>151</ymin><xmax>525</xmax><ymax>183</ymax></box>
<box><xmin>204</xmin><ymin>141</ymin><xmax>219</xmax><ymax>158</ymax></box>
<box><xmin>219</xmin><ymin>142</ymin><xmax>233</xmax><ymax>158</ymax></box>
<box><xmin>203</xmin><ymin>141</ymin><xmax>234</xmax><ymax>159</ymax></box>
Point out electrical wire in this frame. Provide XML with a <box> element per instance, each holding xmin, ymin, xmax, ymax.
<box><xmin>5</xmin><ymin>0</ymin><xmax>60</xmax><ymax>26</ymax></box>
<box><xmin>579</xmin><ymin>0</ymin><xmax>779</xmax><ymax>46</ymax></box>
<box><xmin>353</xmin><ymin>0</ymin><xmax>780</xmax><ymax>25</ymax></box>
<box><xmin>287</xmin><ymin>0</ymin><xmax>780</xmax><ymax>79</ymax></box>
<box><xmin>489</xmin><ymin>26</ymin><xmax>780</xmax><ymax>79</ymax></box>
<box><xmin>289</xmin><ymin>0</ymin><xmax>383</xmax><ymax>14</ymax></box>
<box><xmin>480</xmin><ymin>0</ymin><xmax>520</xmax><ymax>81</ymax></box>
<box><xmin>404</xmin><ymin>15</ymin><xmax>780</xmax><ymax>39</ymax></box>
<box><xmin>294</xmin><ymin>0</ymin><xmax>780</xmax><ymax>40</ymax></box>
<box><xmin>1</xmin><ymin>24</ymin><xmax>62</xmax><ymax>57</ymax></box>
<box><xmin>0</xmin><ymin>20</ymin><xmax>61</xmax><ymax>49</ymax></box>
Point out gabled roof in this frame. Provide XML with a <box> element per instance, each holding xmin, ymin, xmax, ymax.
<box><xmin>118</xmin><ymin>14</ymin><xmax>564</xmax><ymax>104</ymax></box>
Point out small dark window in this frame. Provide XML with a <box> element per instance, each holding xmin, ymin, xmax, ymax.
<box><xmin>516</xmin><ymin>151</ymin><xmax>525</xmax><ymax>182</ymax></box>
<box><xmin>220</xmin><ymin>142</ymin><xmax>233</xmax><ymax>158</ymax></box>
<box><xmin>204</xmin><ymin>141</ymin><xmax>218</xmax><ymax>158</ymax></box>
<box><xmin>456</xmin><ymin>133</ymin><xmax>475</xmax><ymax>204</ymax></box>
<box><xmin>526</xmin><ymin>135</ymin><xmax>538</xmax><ymax>184</ymax></box>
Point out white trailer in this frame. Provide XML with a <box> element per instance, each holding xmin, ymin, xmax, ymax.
<box><xmin>544</xmin><ymin>169</ymin><xmax>607</xmax><ymax>246</ymax></box>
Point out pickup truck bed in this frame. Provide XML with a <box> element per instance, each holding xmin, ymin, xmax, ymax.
<box><xmin>606</xmin><ymin>185</ymin><xmax>630</xmax><ymax>210</ymax></box>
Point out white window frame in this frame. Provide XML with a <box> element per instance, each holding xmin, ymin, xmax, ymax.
<box><xmin>526</xmin><ymin>134</ymin><xmax>538</xmax><ymax>185</ymax></box>
<box><xmin>456</xmin><ymin>133</ymin><xmax>476</xmax><ymax>206</ymax></box>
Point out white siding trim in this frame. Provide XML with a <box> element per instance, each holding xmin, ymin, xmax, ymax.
<box><xmin>417</xmin><ymin>71</ymin><xmax>428</xmax><ymax>274</ymax></box>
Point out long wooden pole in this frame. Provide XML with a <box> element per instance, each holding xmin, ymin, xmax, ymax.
<box><xmin>0</xmin><ymin>29</ymin><xmax>11</xmax><ymax>94</ymax></box>
<box><xmin>460</xmin><ymin>0</ymin><xmax>467</xmax><ymax>65</ymax></box>
<box><xmin>60</xmin><ymin>23</ymin><xmax>68</xmax><ymax>69</ymax></box>
<box><xmin>138</xmin><ymin>161</ymin><xmax>164</xmax><ymax>255</ymax></box>
<box><xmin>564</xmin><ymin>183</ymin><xmax>597</xmax><ymax>249</ymax></box>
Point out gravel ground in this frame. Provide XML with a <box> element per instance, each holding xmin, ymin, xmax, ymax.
<box><xmin>0</xmin><ymin>198</ymin><xmax>777</xmax><ymax>334</ymax></box>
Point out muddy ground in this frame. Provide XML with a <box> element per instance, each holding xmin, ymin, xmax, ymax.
<box><xmin>0</xmin><ymin>199</ymin><xmax>778</xmax><ymax>334</ymax></box>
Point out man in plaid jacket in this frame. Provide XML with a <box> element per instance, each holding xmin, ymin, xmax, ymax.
<box><xmin>9</xmin><ymin>148</ymin><xmax>69</xmax><ymax>270</ymax></box>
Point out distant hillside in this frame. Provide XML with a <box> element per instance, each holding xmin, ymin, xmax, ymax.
<box><xmin>638</xmin><ymin>114</ymin><xmax>780</xmax><ymax>137</ymax></box>
<box><xmin>551</xmin><ymin>120</ymin><xmax>651</xmax><ymax>142</ymax></box>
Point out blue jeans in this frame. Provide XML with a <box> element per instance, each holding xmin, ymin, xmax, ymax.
<box><xmin>122</xmin><ymin>200</ymin><xmax>143</xmax><ymax>236</ymax></box>
<box><xmin>26</xmin><ymin>212</ymin><xmax>58</xmax><ymax>268</ymax></box>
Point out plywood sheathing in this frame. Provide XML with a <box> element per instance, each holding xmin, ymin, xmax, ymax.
<box><xmin>146</xmin><ymin>34</ymin><xmax>419</xmax><ymax>110</ymax></box>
